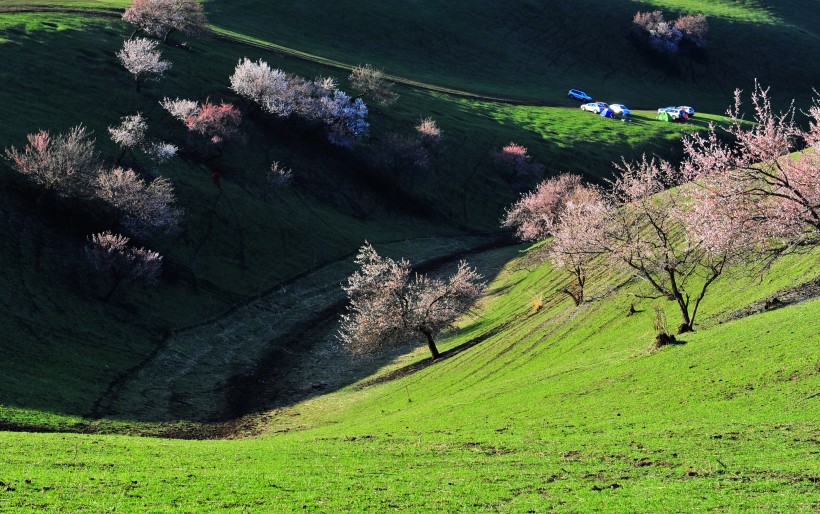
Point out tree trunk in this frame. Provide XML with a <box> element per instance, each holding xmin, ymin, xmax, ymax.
<box><xmin>561</xmin><ymin>288</ymin><xmax>581</xmax><ymax>306</ymax></box>
<box><xmin>421</xmin><ymin>329</ymin><xmax>440</xmax><ymax>360</ymax></box>
<box><xmin>674</xmin><ymin>295</ymin><xmax>693</xmax><ymax>333</ymax></box>
<box><xmin>103</xmin><ymin>274</ymin><xmax>123</xmax><ymax>302</ymax></box>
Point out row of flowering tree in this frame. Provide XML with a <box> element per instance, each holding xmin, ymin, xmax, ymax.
<box><xmin>229</xmin><ymin>58</ymin><xmax>375</xmax><ymax>148</ymax></box>
<box><xmin>503</xmin><ymin>84</ymin><xmax>819</xmax><ymax>334</ymax></box>
<box><xmin>4</xmin><ymin>123</ymin><xmax>180</xmax><ymax>299</ymax></box>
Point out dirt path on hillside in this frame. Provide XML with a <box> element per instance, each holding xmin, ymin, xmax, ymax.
<box><xmin>86</xmin><ymin>234</ymin><xmax>514</xmax><ymax>436</ymax></box>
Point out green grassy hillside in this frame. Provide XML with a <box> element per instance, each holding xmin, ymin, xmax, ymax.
<box><xmin>0</xmin><ymin>9</ymin><xmax>737</xmax><ymax>428</ymax></box>
<box><xmin>180</xmin><ymin>0</ymin><xmax>820</xmax><ymax>109</ymax></box>
<box><xmin>5</xmin><ymin>0</ymin><xmax>820</xmax><ymax>109</ymax></box>
<box><xmin>0</xmin><ymin>2</ymin><xmax>818</xmax><ymax>509</ymax></box>
<box><xmin>0</xmin><ymin>243</ymin><xmax>817</xmax><ymax>511</ymax></box>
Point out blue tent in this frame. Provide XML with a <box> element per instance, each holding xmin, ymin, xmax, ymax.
<box><xmin>600</xmin><ymin>108</ymin><xmax>615</xmax><ymax>118</ymax></box>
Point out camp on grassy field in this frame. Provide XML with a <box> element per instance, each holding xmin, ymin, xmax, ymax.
<box><xmin>0</xmin><ymin>0</ymin><xmax>818</xmax><ymax>511</ymax></box>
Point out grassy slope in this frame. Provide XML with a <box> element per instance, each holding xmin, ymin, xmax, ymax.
<box><xmin>0</xmin><ymin>245</ymin><xmax>817</xmax><ymax>511</ymax></box>
<box><xmin>0</xmin><ymin>12</ymin><xmax>729</xmax><ymax>427</ymax></box>
<box><xmin>200</xmin><ymin>0</ymin><xmax>820</xmax><ymax>110</ymax></box>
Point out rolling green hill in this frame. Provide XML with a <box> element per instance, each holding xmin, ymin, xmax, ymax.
<box><xmin>0</xmin><ymin>1</ymin><xmax>818</xmax><ymax>510</ymax></box>
<box><xmin>0</xmin><ymin>240</ymin><xmax>817</xmax><ymax>511</ymax></box>
<box><xmin>0</xmin><ymin>8</ymin><xmax>739</xmax><ymax>429</ymax></box>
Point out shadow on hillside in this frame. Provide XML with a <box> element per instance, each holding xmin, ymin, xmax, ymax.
<box><xmin>217</xmin><ymin>240</ymin><xmax>518</xmax><ymax>424</ymax></box>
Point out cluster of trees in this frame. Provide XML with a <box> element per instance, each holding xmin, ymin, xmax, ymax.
<box><xmin>632</xmin><ymin>10</ymin><xmax>708</xmax><ymax>53</ymax></box>
<box><xmin>4</xmin><ymin>124</ymin><xmax>179</xmax><ymax>298</ymax></box>
<box><xmin>504</xmin><ymin>85</ymin><xmax>819</xmax><ymax>335</ymax></box>
<box><xmin>339</xmin><ymin>243</ymin><xmax>484</xmax><ymax>360</ymax></box>
<box><xmin>229</xmin><ymin>58</ymin><xmax>378</xmax><ymax>147</ymax></box>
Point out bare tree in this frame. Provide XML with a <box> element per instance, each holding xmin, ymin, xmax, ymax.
<box><xmin>339</xmin><ymin>243</ymin><xmax>485</xmax><ymax>360</ymax></box>
<box><xmin>5</xmin><ymin>125</ymin><xmax>101</xmax><ymax>199</ymax></box>
<box><xmin>349</xmin><ymin>64</ymin><xmax>398</xmax><ymax>106</ymax></box>
<box><xmin>123</xmin><ymin>0</ymin><xmax>208</xmax><ymax>44</ymax></box>
<box><xmin>117</xmin><ymin>38</ymin><xmax>171</xmax><ymax>92</ymax></box>
<box><xmin>85</xmin><ymin>231</ymin><xmax>162</xmax><ymax>300</ymax></box>
<box><xmin>374</xmin><ymin>133</ymin><xmax>430</xmax><ymax>188</ymax></box>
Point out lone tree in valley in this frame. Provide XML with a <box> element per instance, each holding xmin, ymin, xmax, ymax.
<box><xmin>85</xmin><ymin>231</ymin><xmax>163</xmax><ymax>301</ymax></box>
<box><xmin>123</xmin><ymin>0</ymin><xmax>208</xmax><ymax>44</ymax></box>
<box><xmin>339</xmin><ymin>243</ymin><xmax>485</xmax><ymax>360</ymax></box>
<box><xmin>117</xmin><ymin>38</ymin><xmax>171</xmax><ymax>92</ymax></box>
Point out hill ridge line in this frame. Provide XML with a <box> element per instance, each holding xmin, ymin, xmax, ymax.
<box><xmin>0</xmin><ymin>6</ymin><xmax>548</xmax><ymax>106</ymax></box>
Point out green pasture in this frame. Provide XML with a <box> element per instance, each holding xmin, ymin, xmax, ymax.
<box><xmin>0</xmin><ymin>243</ymin><xmax>817</xmax><ymax>511</ymax></box>
<box><xmin>0</xmin><ymin>11</ymin><xmax>739</xmax><ymax>428</ymax></box>
<box><xmin>0</xmin><ymin>3</ymin><xmax>817</xmax><ymax>510</ymax></box>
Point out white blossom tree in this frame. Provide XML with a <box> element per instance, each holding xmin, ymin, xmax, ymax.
<box><xmin>96</xmin><ymin>167</ymin><xmax>181</xmax><ymax>233</ymax></box>
<box><xmin>123</xmin><ymin>0</ymin><xmax>208</xmax><ymax>43</ymax></box>
<box><xmin>85</xmin><ymin>231</ymin><xmax>163</xmax><ymax>300</ymax></box>
<box><xmin>117</xmin><ymin>38</ymin><xmax>171</xmax><ymax>92</ymax></box>
<box><xmin>109</xmin><ymin>113</ymin><xmax>148</xmax><ymax>163</ymax></box>
<box><xmin>339</xmin><ymin>243</ymin><xmax>485</xmax><ymax>360</ymax></box>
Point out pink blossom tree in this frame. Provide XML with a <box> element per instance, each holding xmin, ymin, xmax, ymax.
<box><xmin>339</xmin><ymin>243</ymin><xmax>485</xmax><ymax>360</ymax></box>
<box><xmin>494</xmin><ymin>142</ymin><xmax>544</xmax><ymax>181</ymax></box>
<box><xmin>161</xmin><ymin>98</ymin><xmax>242</xmax><ymax>154</ymax></box>
<box><xmin>85</xmin><ymin>231</ymin><xmax>163</xmax><ymax>300</ymax></box>
<box><xmin>602</xmin><ymin>156</ymin><xmax>751</xmax><ymax>333</ymax></box>
<box><xmin>501</xmin><ymin>173</ymin><xmax>588</xmax><ymax>241</ymax></box>
<box><xmin>503</xmin><ymin>174</ymin><xmax>608</xmax><ymax>305</ymax></box>
<box><xmin>675</xmin><ymin>14</ymin><xmax>709</xmax><ymax>48</ymax></box>
<box><xmin>683</xmin><ymin>84</ymin><xmax>819</xmax><ymax>255</ymax></box>
<box><xmin>4</xmin><ymin>125</ymin><xmax>101</xmax><ymax>199</ymax></box>
<box><xmin>116</xmin><ymin>38</ymin><xmax>172</xmax><ymax>92</ymax></box>
<box><xmin>123</xmin><ymin>0</ymin><xmax>207</xmax><ymax>43</ymax></box>
<box><xmin>546</xmin><ymin>186</ymin><xmax>610</xmax><ymax>305</ymax></box>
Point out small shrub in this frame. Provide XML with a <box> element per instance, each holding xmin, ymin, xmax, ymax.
<box><xmin>530</xmin><ymin>295</ymin><xmax>543</xmax><ymax>314</ymax></box>
<box><xmin>652</xmin><ymin>303</ymin><xmax>677</xmax><ymax>348</ymax></box>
